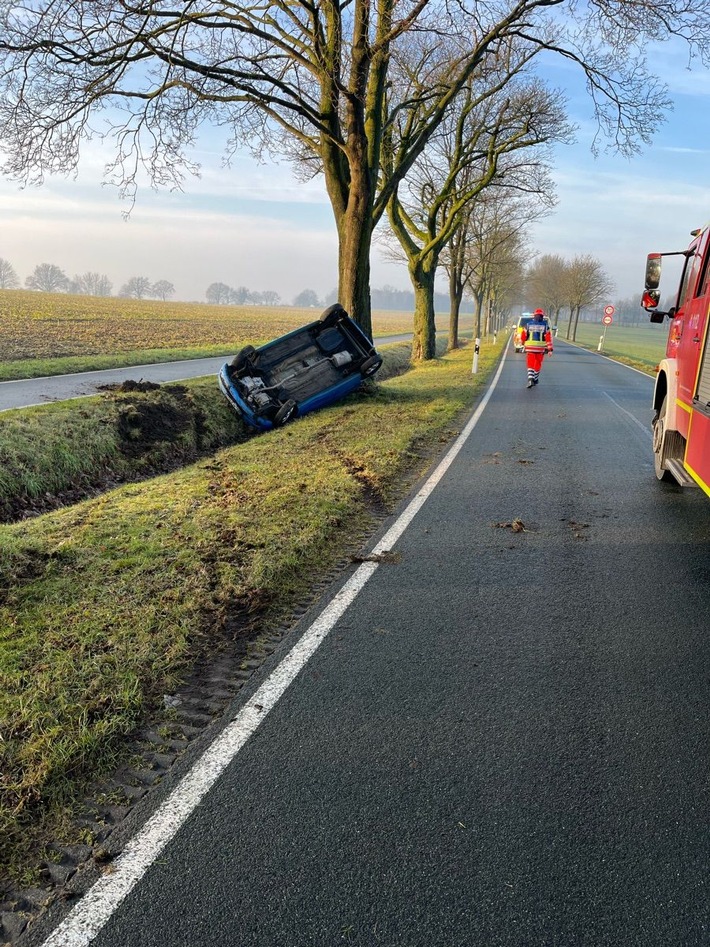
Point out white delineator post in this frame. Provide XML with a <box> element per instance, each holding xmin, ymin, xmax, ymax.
<box><xmin>472</xmin><ymin>337</ymin><xmax>480</xmax><ymax>373</ymax></box>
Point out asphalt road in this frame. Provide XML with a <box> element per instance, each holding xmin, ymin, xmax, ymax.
<box><xmin>33</xmin><ymin>341</ymin><xmax>710</xmax><ymax>947</ymax></box>
<box><xmin>0</xmin><ymin>334</ymin><xmax>413</xmax><ymax>412</ymax></box>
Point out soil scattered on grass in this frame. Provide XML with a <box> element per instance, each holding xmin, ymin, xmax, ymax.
<box><xmin>113</xmin><ymin>385</ymin><xmax>196</xmax><ymax>456</ymax></box>
<box><xmin>98</xmin><ymin>380</ymin><xmax>162</xmax><ymax>393</ymax></box>
<box><xmin>0</xmin><ymin>383</ymin><xmax>247</xmax><ymax>525</ymax></box>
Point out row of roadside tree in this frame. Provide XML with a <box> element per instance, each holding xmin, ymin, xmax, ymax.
<box><xmin>1</xmin><ymin>1</ymin><xmax>707</xmax><ymax>361</ymax></box>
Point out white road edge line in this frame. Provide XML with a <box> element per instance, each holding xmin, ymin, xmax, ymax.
<box><xmin>602</xmin><ymin>391</ymin><xmax>652</xmax><ymax>439</ymax></box>
<box><xmin>40</xmin><ymin>348</ymin><xmax>509</xmax><ymax>947</ymax></box>
<box><xmin>560</xmin><ymin>338</ymin><xmax>655</xmax><ymax>379</ymax></box>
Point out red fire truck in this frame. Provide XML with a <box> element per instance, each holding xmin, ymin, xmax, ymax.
<box><xmin>642</xmin><ymin>227</ymin><xmax>710</xmax><ymax>496</ymax></box>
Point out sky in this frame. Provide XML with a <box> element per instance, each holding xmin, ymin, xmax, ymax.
<box><xmin>1</xmin><ymin>34</ymin><xmax>709</xmax><ymax>308</ymax></box>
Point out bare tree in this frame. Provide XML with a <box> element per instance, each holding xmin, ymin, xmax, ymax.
<box><xmin>0</xmin><ymin>257</ymin><xmax>19</xmax><ymax>289</ymax></box>
<box><xmin>460</xmin><ymin>198</ymin><xmax>538</xmax><ymax>344</ymax></box>
<box><xmin>478</xmin><ymin>231</ymin><xmax>531</xmax><ymax>336</ymax></box>
<box><xmin>525</xmin><ymin>254</ymin><xmax>569</xmax><ymax>325</ymax></box>
<box><xmin>70</xmin><ymin>271</ymin><xmax>113</xmax><ymax>296</ymax></box>
<box><xmin>25</xmin><ymin>263</ymin><xmax>69</xmax><ymax>293</ymax></box>
<box><xmin>151</xmin><ymin>280</ymin><xmax>175</xmax><ymax>301</ymax></box>
<box><xmin>1</xmin><ymin>2</ymin><xmax>705</xmax><ymax>338</ymax></box>
<box><xmin>0</xmin><ymin>257</ymin><xmax>20</xmax><ymax>289</ymax></box>
<box><xmin>229</xmin><ymin>286</ymin><xmax>251</xmax><ymax>306</ymax></box>
<box><xmin>563</xmin><ymin>255</ymin><xmax>614</xmax><ymax>340</ymax></box>
<box><xmin>206</xmin><ymin>282</ymin><xmax>231</xmax><ymax>305</ymax></box>
<box><xmin>119</xmin><ymin>276</ymin><xmax>152</xmax><ymax>299</ymax></box>
<box><xmin>384</xmin><ymin>59</ymin><xmax>568</xmax><ymax>359</ymax></box>
<box><xmin>293</xmin><ymin>289</ymin><xmax>320</xmax><ymax>308</ymax></box>
<box><xmin>261</xmin><ymin>291</ymin><xmax>281</xmax><ymax>307</ymax></box>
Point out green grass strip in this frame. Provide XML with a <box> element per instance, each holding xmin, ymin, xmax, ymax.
<box><xmin>564</xmin><ymin>322</ymin><xmax>668</xmax><ymax>375</ymax></box>
<box><xmin>0</xmin><ymin>380</ymin><xmax>245</xmax><ymax>520</ymax></box>
<box><xmin>0</xmin><ymin>347</ymin><xmax>241</xmax><ymax>381</ymax></box>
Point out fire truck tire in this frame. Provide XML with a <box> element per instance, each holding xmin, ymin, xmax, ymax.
<box><xmin>652</xmin><ymin>396</ymin><xmax>676</xmax><ymax>482</ymax></box>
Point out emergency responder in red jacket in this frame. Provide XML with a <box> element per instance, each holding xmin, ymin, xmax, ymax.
<box><xmin>520</xmin><ymin>308</ymin><xmax>553</xmax><ymax>388</ymax></box>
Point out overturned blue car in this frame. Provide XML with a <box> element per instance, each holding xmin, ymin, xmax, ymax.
<box><xmin>217</xmin><ymin>304</ymin><xmax>383</xmax><ymax>430</ymax></box>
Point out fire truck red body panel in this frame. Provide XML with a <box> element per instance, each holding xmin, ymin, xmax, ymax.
<box><xmin>686</xmin><ymin>412</ymin><xmax>710</xmax><ymax>487</ymax></box>
<box><xmin>644</xmin><ymin>225</ymin><xmax>710</xmax><ymax>496</ymax></box>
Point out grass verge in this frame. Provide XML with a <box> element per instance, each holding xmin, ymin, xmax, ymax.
<box><xmin>0</xmin><ymin>380</ymin><xmax>244</xmax><ymax>521</ymax></box>
<box><xmin>0</xmin><ymin>338</ymin><xmax>502</xmax><ymax>883</ymax></box>
<box><xmin>0</xmin><ymin>347</ymin><xmax>239</xmax><ymax>382</ymax></box>
<box><xmin>563</xmin><ymin>321</ymin><xmax>668</xmax><ymax>375</ymax></box>
<box><xmin>0</xmin><ymin>345</ymin><xmax>414</xmax><ymax>523</ymax></box>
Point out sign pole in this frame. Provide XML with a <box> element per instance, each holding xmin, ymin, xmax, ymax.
<box><xmin>599</xmin><ymin>305</ymin><xmax>615</xmax><ymax>352</ymax></box>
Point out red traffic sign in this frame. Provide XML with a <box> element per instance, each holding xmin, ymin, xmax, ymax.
<box><xmin>602</xmin><ymin>314</ymin><xmax>613</xmax><ymax>326</ymax></box>
<box><xmin>603</xmin><ymin>305</ymin><xmax>615</xmax><ymax>316</ymax></box>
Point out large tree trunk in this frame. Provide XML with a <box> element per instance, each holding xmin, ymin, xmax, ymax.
<box><xmin>324</xmin><ymin>144</ymin><xmax>374</xmax><ymax>339</ymax></box>
<box><xmin>473</xmin><ymin>290</ymin><xmax>484</xmax><ymax>339</ymax></box>
<box><xmin>323</xmin><ymin>106</ymin><xmax>376</xmax><ymax>339</ymax></box>
<box><xmin>446</xmin><ymin>228</ymin><xmax>468</xmax><ymax>352</ymax></box>
<box><xmin>565</xmin><ymin>305</ymin><xmax>574</xmax><ymax>340</ymax></box>
<box><xmin>448</xmin><ymin>264</ymin><xmax>464</xmax><ymax>351</ymax></box>
<box><xmin>571</xmin><ymin>304</ymin><xmax>581</xmax><ymax>341</ymax></box>
<box><xmin>385</xmin><ymin>188</ymin><xmax>439</xmax><ymax>361</ymax></box>
<box><xmin>338</xmin><ymin>209</ymin><xmax>374</xmax><ymax>339</ymax></box>
<box><xmin>411</xmin><ymin>263</ymin><xmax>437</xmax><ymax>361</ymax></box>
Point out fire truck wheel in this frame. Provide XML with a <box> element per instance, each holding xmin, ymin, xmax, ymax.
<box><xmin>652</xmin><ymin>396</ymin><xmax>675</xmax><ymax>482</ymax></box>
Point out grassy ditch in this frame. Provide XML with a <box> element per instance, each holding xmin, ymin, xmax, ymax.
<box><xmin>0</xmin><ymin>345</ymin><xmax>414</xmax><ymax>523</ymax></box>
<box><xmin>0</xmin><ymin>338</ymin><xmax>501</xmax><ymax>882</ymax></box>
<box><xmin>0</xmin><ymin>381</ymin><xmax>244</xmax><ymax>522</ymax></box>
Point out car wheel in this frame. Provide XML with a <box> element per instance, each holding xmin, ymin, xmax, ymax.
<box><xmin>319</xmin><ymin>304</ymin><xmax>346</xmax><ymax>328</ymax></box>
<box><xmin>230</xmin><ymin>345</ymin><xmax>257</xmax><ymax>371</ymax></box>
<box><xmin>274</xmin><ymin>399</ymin><xmax>298</xmax><ymax>426</ymax></box>
<box><xmin>360</xmin><ymin>356</ymin><xmax>382</xmax><ymax>378</ymax></box>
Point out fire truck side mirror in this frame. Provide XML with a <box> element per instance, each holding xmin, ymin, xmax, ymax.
<box><xmin>645</xmin><ymin>253</ymin><xmax>662</xmax><ymax>290</ymax></box>
<box><xmin>642</xmin><ymin>288</ymin><xmax>660</xmax><ymax>310</ymax></box>
<box><xmin>642</xmin><ymin>287</ymin><xmax>668</xmax><ymax>321</ymax></box>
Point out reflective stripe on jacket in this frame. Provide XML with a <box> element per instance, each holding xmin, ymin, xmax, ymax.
<box><xmin>522</xmin><ymin>319</ymin><xmax>551</xmax><ymax>351</ymax></box>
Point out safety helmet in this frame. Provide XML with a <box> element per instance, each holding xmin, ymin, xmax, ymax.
<box><xmin>533</xmin><ymin>308</ymin><xmax>545</xmax><ymax>315</ymax></box>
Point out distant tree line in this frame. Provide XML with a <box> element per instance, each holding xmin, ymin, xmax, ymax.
<box><xmin>562</xmin><ymin>295</ymin><xmax>669</xmax><ymax>333</ymax></box>
<box><xmin>371</xmin><ymin>285</ymin><xmax>473</xmax><ymax>314</ymax></box>
<box><xmin>205</xmin><ymin>282</ymin><xmax>282</xmax><ymax>306</ymax></box>
<box><xmin>524</xmin><ymin>254</ymin><xmax>615</xmax><ymax>341</ymax></box>
<box><xmin>0</xmin><ymin>254</ymin><xmax>472</xmax><ymax>314</ymax></box>
<box><xmin>206</xmin><ymin>281</ymin><xmax>472</xmax><ymax>312</ymax></box>
<box><xmin>0</xmin><ymin>257</ymin><xmax>175</xmax><ymax>300</ymax></box>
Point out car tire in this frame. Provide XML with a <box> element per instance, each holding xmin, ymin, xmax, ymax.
<box><xmin>319</xmin><ymin>304</ymin><xmax>346</xmax><ymax>328</ymax></box>
<box><xmin>274</xmin><ymin>399</ymin><xmax>298</xmax><ymax>426</ymax></box>
<box><xmin>230</xmin><ymin>345</ymin><xmax>257</xmax><ymax>371</ymax></box>
<box><xmin>360</xmin><ymin>356</ymin><xmax>382</xmax><ymax>378</ymax></box>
